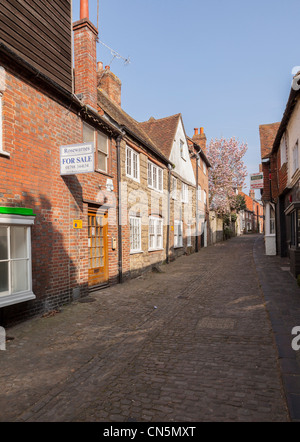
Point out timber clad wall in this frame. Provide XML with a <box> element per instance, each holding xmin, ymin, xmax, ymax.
<box><xmin>0</xmin><ymin>0</ymin><xmax>73</xmax><ymax>93</ymax></box>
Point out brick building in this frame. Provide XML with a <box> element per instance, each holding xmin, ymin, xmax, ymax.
<box><xmin>259</xmin><ymin>122</ymin><xmax>281</xmax><ymax>255</ymax></box>
<box><xmin>269</xmin><ymin>72</ymin><xmax>300</xmax><ymax>277</ymax></box>
<box><xmin>189</xmin><ymin>128</ymin><xmax>211</xmax><ymax>249</ymax></box>
<box><xmin>140</xmin><ymin>116</ymin><xmax>211</xmax><ymax>258</ymax></box>
<box><xmin>0</xmin><ymin>0</ymin><xmax>213</xmax><ymax>326</ymax></box>
<box><xmin>97</xmin><ymin>66</ymin><xmax>171</xmax><ymax>279</ymax></box>
<box><xmin>0</xmin><ymin>0</ymin><xmax>123</xmax><ymax>325</ymax></box>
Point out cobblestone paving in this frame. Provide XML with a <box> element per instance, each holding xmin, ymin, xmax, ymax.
<box><xmin>0</xmin><ymin>235</ymin><xmax>290</xmax><ymax>422</ymax></box>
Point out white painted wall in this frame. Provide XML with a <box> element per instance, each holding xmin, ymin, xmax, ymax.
<box><xmin>169</xmin><ymin>118</ymin><xmax>196</xmax><ymax>186</ymax></box>
<box><xmin>286</xmin><ymin>98</ymin><xmax>300</xmax><ymax>185</ymax></box>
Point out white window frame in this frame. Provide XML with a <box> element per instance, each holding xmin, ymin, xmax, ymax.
<box><xmin>149</xmin><ymin>216</ymin><xmax>163</xmax><ymax>251</ymax></box>
<box><xmin>174</xmin><ymin>220</ymin><xmax>183</xmax><ymax>248</ymax></box>
<box><xmin>148</xmin><ymin>161</ymin><xmax>163</xmax><ymax>193</ymax></box>
<box><xmin>0</xmin><ymin>92</ymin><xmax>10</xmax><ymax>157</ymax></box>
<box><xmin>0</xmin><ymin>214</ymin><xmax>35</xmax><ymax>308</ymax></box>
<box><xmin>129</xmin><ymin>216</ymin><xmax>142</xmax><ymax>254</ymax></box>
<box><xmin>126</xmin><ymin>145</ymin><xmax>140</xmax><ymax>182</ymax></box>
<box><xmin>203</xmin><ymin>161</ymin><xmax>207</xmax><ymax>175</ymax></box>
<box><xmin>181</xmin><ymin>183</ymin><xmax>188</xmax><ymax>203</ymax></box>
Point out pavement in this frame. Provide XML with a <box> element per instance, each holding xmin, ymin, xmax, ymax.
<box><xmin>0</xmin><ymin>234</ymin><xmax>299</xmax><ymax>422</ymax></box>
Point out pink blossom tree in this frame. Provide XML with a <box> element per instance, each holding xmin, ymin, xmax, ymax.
<box><xmin>207</xmin><ymin>137</ymin><xmax>248</xmax><ymax>216</ymax></box>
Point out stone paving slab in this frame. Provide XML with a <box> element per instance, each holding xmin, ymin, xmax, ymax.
<box><xmin>0</xmin><ymin>234</ymin><xmax>295</xmax><ymax>422</ymax></box>
<box><xmin>253</xmin><ymin>235</ymin><xmax>300</xmax><ymax>422</ymax></box>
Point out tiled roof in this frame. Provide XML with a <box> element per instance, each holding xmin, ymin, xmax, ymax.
<box><xmin>259</xmin><ymin>123</ymin><xmax>280</xmax><ymax>160</ymax></box>
<box><xmin>97</xmin><ymin>89</ymin><xmax>170</xmax><ymax>164</ymax></box>
<box><xmin>239</xmin><ymin>191</ymin><xmax>254</xmax><ymax>212</ymax></box>
<box><xmin>139</xmin><ymin>114</ymin><xmax>181</xmax><ymax>158</ymax></box>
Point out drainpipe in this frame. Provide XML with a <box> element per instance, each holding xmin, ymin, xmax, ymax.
<box><xmin>195</xmin><ymin>153</ymin><xmax>200</xmax><ymax>253</ymax></box>
<box><xmin>166</xmin><ymin>164</ymin><xmax>172</xmax><ymax>264</ymax></box>
<box><xmin>117</xmin><ymin>134</ymin><xmax>123</xmax><ymax>283</ymax></box>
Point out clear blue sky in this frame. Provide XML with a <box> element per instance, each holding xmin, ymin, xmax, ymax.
<box><xmin>72</xmin><ymin>0</ymin><xmax>300</xmax><ymax>197</ymax></box>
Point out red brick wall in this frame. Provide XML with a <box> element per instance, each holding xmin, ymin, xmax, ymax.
<box><xmin>262</xmin><ymin>161</ymin><xmax>271</xmax><ymax>201</ymax></box>
<box><xmin>0</xmin><ymin>69</ymin><xmax>119</xmax><ymax>324</ymax></box>
<box><xmin>73</xmin><ymin>19</ymin><xmax>98</xmax><ymax>109</ymax></box>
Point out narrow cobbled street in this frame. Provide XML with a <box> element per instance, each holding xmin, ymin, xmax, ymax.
<box><xmin>1</xmin><ymin>234</ymin><xmax>299</xmax><ymax>422</ymax></box>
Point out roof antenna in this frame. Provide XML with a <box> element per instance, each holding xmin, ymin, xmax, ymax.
<box><xmin>97</xmin><ymin>39</ymin><xmax>131</xmax><ymax>67</ymax></box>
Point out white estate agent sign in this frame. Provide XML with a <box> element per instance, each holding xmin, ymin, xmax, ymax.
<box><xmin>60</xmin><ymin>143</ymin><xmax>94</xmax><ymax>175</ymax></box>
<box><xmin>250</xmin><ymin>173</ymin><xmax>264</xmax><ymax>189</ymax></box>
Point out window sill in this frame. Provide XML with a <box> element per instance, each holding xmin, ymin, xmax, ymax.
<box><xmin>95</xmin><ymin>169</ymin><xmax>113</xmax><ymax>178</ymax></box>
<box><xmin>148</xmin><ymin>186</ymin><xmax>164</xmax><ymax>194</ymax></box>
<box><xmin>126</xmin><ymin>173</ymin><xmax>140</xmax><ymax>183</ymax></box>
<box><xmin>130</xmin><ymin>250</ymin><xmax>143</xmax><ymax>255</ymax></box>
<box><xmin>174</xmin><ymin>245</ymin><xmax>183</xmax><ymax>249</ymax></box>
<box><xmin>0</xmin><ymin>150</ymin><xmax>10</xmax><ymax>158</ymax></box>
<box><xmin>148</xmin><ymin>248</ymin><xmax>164</xmax><ymax>253</ymax></box>
<box><xmin>0</xmin><ymin>291</ymin><xmax>36</xmax><ymax>308</ymax></box>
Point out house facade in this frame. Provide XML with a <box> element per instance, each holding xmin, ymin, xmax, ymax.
<box><xmin>97</xmin><ymin>67</ymin><xmax>171</xmax><ymax>279</ymax></box>
<box><xmin>269</xmin><ymin>73</ymin><xmax>300</xmax><ymax>277</ymax></box>
<box><xmin>139</xmin><ymin>115</ymin><xmax>211</xmax><ymax>259</ymax></box>
<box><xmin>259</xmin><ymin>122</ymin><xmax>281</xmax><ymax>255</ymax></box>
<box><xmin>189</xmin><ymin>128</ymin><xmax>211</xmax><ymax>249</ymax></box>
<box><xmin>0</xmin><ymin>0</ymin><xmax>124</xmax><ymax>325</ymax></box>
<box><xmin>0</xmin><ymin>0</ymin><xmax>214</xmax><ymax>326</ymax></box>
<box><xmin>238</xmin><ymin>190</ymin><xmax>264</xmax><ymax>234</ymax></box>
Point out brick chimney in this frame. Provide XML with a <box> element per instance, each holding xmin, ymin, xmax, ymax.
<box><xmin>73</xmin><ymin>0</ymin><xmax>98</xmax><ymax>109</ymax></box>
<box><xmin>97</xmin><ymin>62</ymin><xmax>122</xmax><ymax>107</ymax></box>
<box><xmin>193</xmin><ymin>126</ymin><xmax>207</xmax><ymax>154</ymax></box>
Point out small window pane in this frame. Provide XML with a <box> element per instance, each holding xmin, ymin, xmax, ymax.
<box><xmin>97</xmin><ymin>131</ymin><xmax>108</xmax><ymax>154</ymax></box>
<box><xmin>98</xmin><ymin>151</ymin><xmax>107</xmax><ymax>171</ymax></box>
<box><xmin>11</xmin><ymin>227</ymin><xmax>27</xmax><ymax>259</ymax></box>
<box><xmin>0</xmin><ymin>262</ymin><xmax>8</xmax><ymax>293</ymax></box>
<box><xmin>148</xmin><ymin>162</ymin><xmax>152</xmax><ymax>187</ymax></box>
<box><xmin>12</xmin><ymin>260</ymin><xmax>29</xmax><ymax>294</ymax></box>
<box><xmin>83</xmin><ymin>123</ymin><xmax>95</xmax><ymax>142</ymax></box>
<box><xmin>133</xmin><ymin>152</ymin><xmax>138</xmax><ymax>179</ymax></box>
<box><xmin>0</xmin><ymin>227</ymin><xmax>8</xmax><ymax>260</ymax></box>
<box><xmin>127</xmin><ymin>148</ymin><xmax>132</xmax><ymax>176</ymax></box>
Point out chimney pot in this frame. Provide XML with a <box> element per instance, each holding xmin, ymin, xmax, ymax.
<box><xmin>97</xmin><ymin>61</ymin><xmax>103</xmax><ymax>72</ymax></box>
<box><xmin>80</xmin><ymin>0</ymin><xmax>89</xmax><ymax>20</ymax></box>
<box><xmin>194</xmin><ymin>128</ymin><xmax>199</xmax><ymax>136</ymax></box>
<box><xmin>200</xmin><ymin>127</ymin><xmax>204</xmax><ymax>135</ymax></box>
<box><xmin>105</xmin><ymin>65</ymin><xmax>110</xmax><ymax>70</ymax></box>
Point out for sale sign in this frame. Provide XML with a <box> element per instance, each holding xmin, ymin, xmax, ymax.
<box><xmin>250</xmin><ymin>173</ymin><xmax>264</xmax><ymax>189</ymax></box>
<box><xmin>60</xmin><ymin>143</ymin><xmax>94</xmax><ymax>175</ymax></box>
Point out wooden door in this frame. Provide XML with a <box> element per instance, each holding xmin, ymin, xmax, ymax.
<box><xmin>88</xmin><ymin>211</ymin><xmax>108</xmax><ymax>287</ymax></box>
